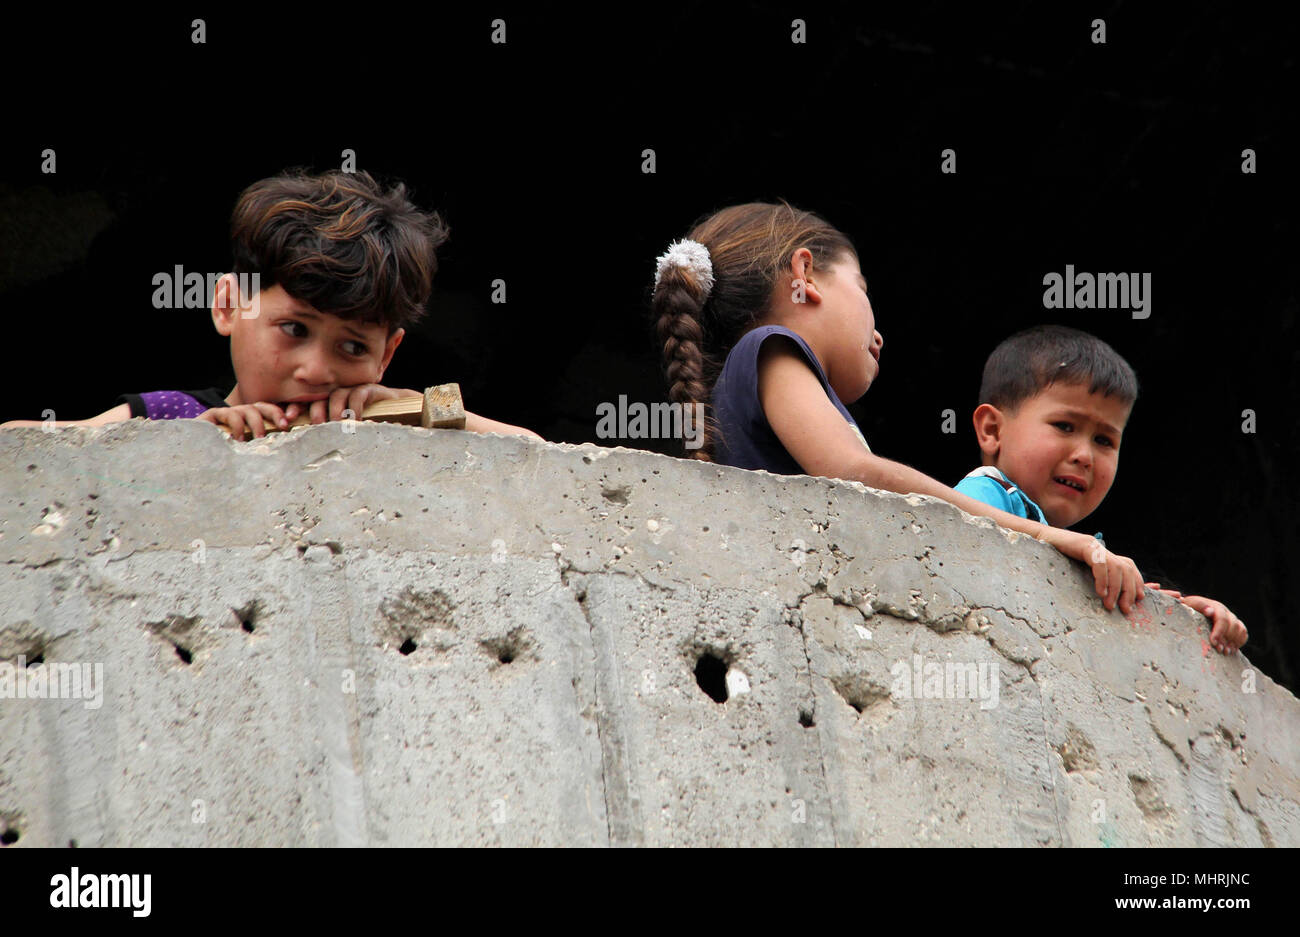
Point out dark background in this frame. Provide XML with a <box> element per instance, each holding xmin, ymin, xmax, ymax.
<box><xmin>2</xmin><ymin>4</ymin><xmax>1296</xmax><ymax>692</ymax></box>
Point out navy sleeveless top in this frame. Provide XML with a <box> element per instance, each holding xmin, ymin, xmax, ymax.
<box><xmin>712</xmin><ymin>325</ymin><xmax>869</xmax><ymax>474</ymax></box>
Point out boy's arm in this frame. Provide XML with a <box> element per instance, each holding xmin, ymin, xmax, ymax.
<box><xmin>464</xmin><ymin>411</ymin><xmax>543</xmax><ymax>440</ymax></box>
<box><xmin>757</xmin><ymin>343</ymin><xmax>1144</xmax><ymax>613</ymax></box>
<box><xmin>287</xmin><ymin>386</ymin><xmax>544</xmax><ymax>440</ymax></box>
<box><xmin>1</xmin><ymin>403</ymin><xmax>133</xmax><ymax>430</ymax></box>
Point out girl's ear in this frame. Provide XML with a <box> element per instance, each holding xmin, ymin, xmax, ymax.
<box><xmin>972</xmin><ymin>403</ymin><xmax>1004</xmax><ymax>462</ymax></box>
<box><xmin>787</xmin><ymin>247</ymin><xmax>824</xmax><ymax>305</ymax></box>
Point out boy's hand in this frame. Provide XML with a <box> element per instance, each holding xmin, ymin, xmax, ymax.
<box><xmin>285</xmin><ymin>385</ymin><xmax>421</xmax><ymax>425</ymax></box>
<box><xmin>1146</xmin><ymin>583</ymin><xmax>1247</xmax><ymax>653</ymax></box>
<box><xmin>1179</xmin><ymin>595</ymin><xmax>1248</xmax><ymax>654</ymax></box>
<box><xmin>1144</xmin><ymin>581</ymin><xmax>1182</xmax><ymax>600</ymax></box>
<box><xmin>1058</xmin><ymin>530</ymin><xmax>1144</xmax><ymax>615</ymax></box>
<box><xmin>196</xmin><ymin>402</ymin><xmax>291</xmax><ymax>439</ymax></box>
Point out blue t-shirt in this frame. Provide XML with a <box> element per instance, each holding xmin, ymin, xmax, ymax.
<box><xmin>712</xmin><ymin>325</ymin><xmax>869</xmax><ymax>474</ymax></box>
<box><xmin>954</xmin><ymin>467</ymin><xmax>1047</xmax><ymax>523</ymax></box>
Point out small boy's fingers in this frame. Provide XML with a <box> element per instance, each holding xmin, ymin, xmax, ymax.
<box><xmin>1090</xmin><ymin>561</ymin><xmax>1109</xmax><ymax>605</ymax></box>
<box><xmin>1120</xmin><ymin>573</ymin><xmax>1134</xmax><ymax>614</ymax></box>
<box><xmin>310</xmin><ymin>399</ymin><xmax>328</xmax><ymax>424</ymax></box>
<box><xmin>1106</xmin><ymin>563</ymin><xmax>1124</xmax><ymax>611</ymax></box>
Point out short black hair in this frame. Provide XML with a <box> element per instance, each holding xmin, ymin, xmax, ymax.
<box><xmin>979</xmin><ymin>325</ymin><xmax>1139</xmax><ymax>411</ymax></box>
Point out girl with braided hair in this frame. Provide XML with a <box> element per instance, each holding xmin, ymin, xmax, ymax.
<box><xmin>651</xmin><ymin>201</ymin><xmax>1147</xmax><ymax>617</ymax></box>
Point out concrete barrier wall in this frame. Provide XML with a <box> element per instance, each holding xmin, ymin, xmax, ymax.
<box><xmin>1</xmin><ymin>421</ymin><xmax>1296</xmax><ymax>846</ymax></box>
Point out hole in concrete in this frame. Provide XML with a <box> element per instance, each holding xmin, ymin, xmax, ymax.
<box><xmin>601</xmin><ymin>485</ymin><xmax>631</xmax><ymax>506</ymax></box>
<box><xmin>68</xmin><ymin>839</ymin><xmax>78</xmax><ymax>848</ymax></box>
<box><xmin>480</xmin><ymin>627</ymin><xmax>535</xmax><ymax>668</ymax></box>
<box><xmin>1056</xmin><ymin>724</ymin><xmax>1099</xmax><ymax>773</ymax></box>
<box><xmin>398</xmin><ymin>637</ymin><xmax>418</xmax><ymax>656</ymax></box>
<box><xmin>233</xmin><ymin>600</ymin><xmax>261</xmax><ymax>634</ymax></box>
<box><xmin>25</xmin><ymin>653</ymin><xmax>44</xmax><ymax>667</ymax></box>
<box><xmin>0</xmin><ymin>828</ymin><xmax>18</xmax><ymax>846</ymax></box>
<box><xmin>1128</xmin><ymin>774</ymin><xmax>1171</xmax><ymax>819</ymax></box>
<box><xmin>145</xmin><ymin>615</ymin><xmax>204</xmax><ymax>669</ymax></box>
<box><xmin>798</xmin><ymin>708</ymin><xmax>816</xmax><ymax>728</ymax></box>
<box><xmin>831</xmin><ymin>675</ymin><xmax>890</xmax><ymax>716</ymax></box>
<box><xmin>694</xmin><ymin>653</ymin><xmax>728</xmax><ymax>703</ymax></box>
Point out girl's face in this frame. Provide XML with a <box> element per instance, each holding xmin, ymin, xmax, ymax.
<box><xmin>212</xmin><ymin>281</ymin><xmax>404</xmax><ymax>407</ymax></box>
<box><xmin>818</xmin><ymin>254</ymin><xmax>884</xmax><ymax>403</ymax></box>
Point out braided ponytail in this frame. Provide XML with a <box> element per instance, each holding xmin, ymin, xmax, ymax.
<box><xmin>651</xmin><ymin>202</ymin><xmax>857</xmax><ymax>462</ymax></box>
<box><xmin>653</xmin><ymin>265</ymin><xmax>716</xmax><ymax>460</ymax></box>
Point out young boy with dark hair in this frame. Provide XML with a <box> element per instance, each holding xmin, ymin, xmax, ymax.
<box><xmin>2</xmin><ymin>169</ymin><xmax>540</xmax><ymax>440</ymax></box>
<box><xmin>954</xmin><ymin>325</ymin><xmax>1247</xmax><ymax>654</ymax></box>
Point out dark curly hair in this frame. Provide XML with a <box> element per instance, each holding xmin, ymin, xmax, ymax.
<box><xmin>230</xmin><ymin>169</ymin><xmax>449</xmax><ymax>333</ymax></box>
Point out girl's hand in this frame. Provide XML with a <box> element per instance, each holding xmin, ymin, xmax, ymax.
<box><xmin>1177</xmin><ymin>595</ymin><xmax>1248</xmax><ymax>654</ymax></box>
<box><xmin>196</xmin><ymin>402</ymin><xmax>291</xmax><ymax>439</ymax></box>
<box><xmin>1053</xmin><ymin>530</ymin><xmax>1144</xmax><ymax>615</ymax></box>
<box><xmin>286</xmin><ymin>385</ymin><xmax>421</xmax><ymax>425</ymax></box>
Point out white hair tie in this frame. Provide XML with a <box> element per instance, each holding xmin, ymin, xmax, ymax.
<box><xmin>654</xmin><ymin>238</ymin><xmax>714</xmax><ymax>299</ymax></box>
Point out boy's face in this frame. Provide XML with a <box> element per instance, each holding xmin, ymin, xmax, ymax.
<box><xmin>976</xmin><ymin>382</ymin><xmax>1131</xmax><ymax>528</ymax></box>
<box><xmin>212</xmin><ymin>279</ymin><xmax>404</xmax><ymax>408</ymax></box>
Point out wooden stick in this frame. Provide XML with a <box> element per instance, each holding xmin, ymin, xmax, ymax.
<box><xmin>221</xmin><ymin>384</ymin><xmax>465</xmax><ymax>437</ymax></box>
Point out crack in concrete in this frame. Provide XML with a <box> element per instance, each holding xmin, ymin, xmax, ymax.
<box><xmin>787</xmin><ymin>603</ymin><xmax>840</xmax><ymax>848</ymax></box>
<box><xmin>557</xmin><ymin>564</ymin><xmax>643</xmax><ymax>847</ymax></box>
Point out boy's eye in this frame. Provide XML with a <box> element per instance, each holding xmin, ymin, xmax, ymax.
<box><xmin>1095</xmin><ymin>435</ymin><xmax>1115</xmax><ymax>448</ymax></box>
<box><xmin>343</xmin><ymin>341</ymin><xmax>368</xmax><ymax>357</ymax></box>
<box><xmin>1052</xmin><ymin>421</ymin><xmax>1073</xmax><ymax>432</ymax></box>
<box><xmin>280</xmin><ymin>321</ymin><xmax>307</xmax><ymax>338</ymax></box>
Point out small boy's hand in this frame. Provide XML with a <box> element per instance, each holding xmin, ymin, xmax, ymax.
<box><xmin>1178</xmin><ymin>595</ymin><xmax>1248</xmax><ymax>654</ymax></box>
<box><xmin>197</xmin><ymin>402</ymin><xmax>291</xmax><ymax>439</ymax></box>
<box><xmin>284</xmin><ymin>385</ymin><xmax>421</xmax><ymax>425</ymax></box>
<box><xmin>1062</xmin><ymin>531</ymin><xmax>1143</xmax><ymax>615</ymax></box>
<box><xmin>1144</xmin><ymin>581</ymin><xmax>1183</xmax><ymax>600</ymax></box>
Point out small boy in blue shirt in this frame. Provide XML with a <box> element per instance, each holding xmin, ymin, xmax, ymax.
<box><xmin>955</xmin><ymin>325</ymin><xmax>1247</xmax><ymax>653</ymax></box>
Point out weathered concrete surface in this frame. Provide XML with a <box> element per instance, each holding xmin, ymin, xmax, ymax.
<box><xmin>1</xmin><ymin>420</ymin><xmax>1296</xmax><ymax>847</ymax></box>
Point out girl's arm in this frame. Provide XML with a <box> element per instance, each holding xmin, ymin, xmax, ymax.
<box><xmin>757</xmin><ymin>341</ymin><xmax>1144</xmax><ymax>613</ymax></box>
<box><xmin>1</xmin><ymin>403</ymin><xmax>133</xmax><ymax>430</ymax></box>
